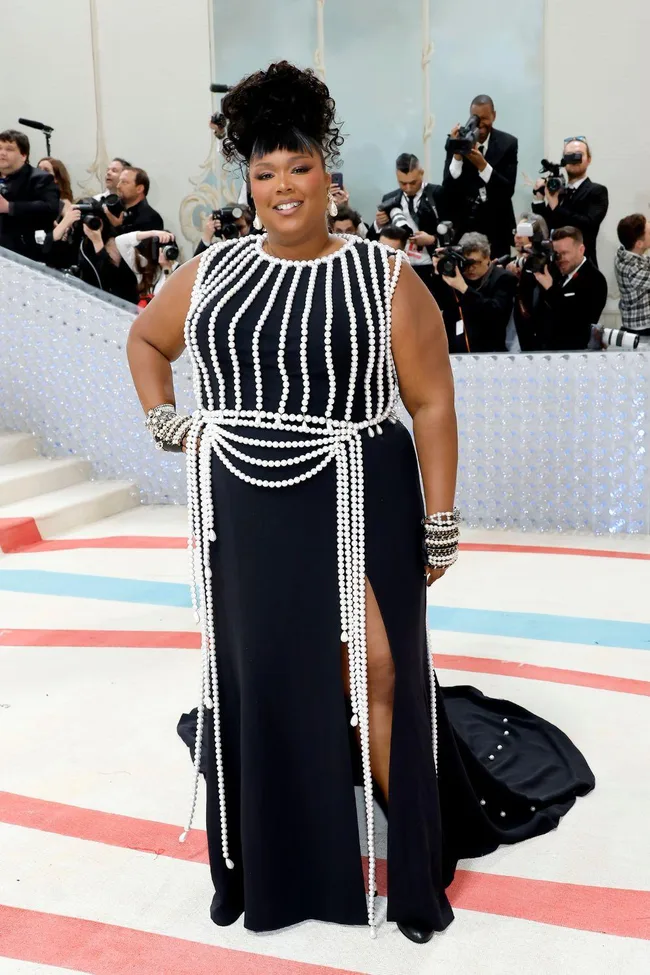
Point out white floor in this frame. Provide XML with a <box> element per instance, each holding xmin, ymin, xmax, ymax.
<box><xmin>0</xmin><ymin>506</ymin><xmax>649</xmax><ymax>974</ymax></box>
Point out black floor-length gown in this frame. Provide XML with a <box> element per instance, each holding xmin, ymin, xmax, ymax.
<box><xmin>177</xmin><ymin>233</ymin><xmax>594</xmax><ymax>935</ymax></box>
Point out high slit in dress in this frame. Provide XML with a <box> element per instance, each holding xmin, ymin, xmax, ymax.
<box><xmin>177</xmin><ymin>233</ymin><xmax>595</xmax><ymax>935</ymax></box>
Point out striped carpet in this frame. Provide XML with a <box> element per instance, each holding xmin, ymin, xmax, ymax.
<box><xmin>0</xmin><ymin>505</ymin><xmax>649</xmax><ymax>975</ymax></box>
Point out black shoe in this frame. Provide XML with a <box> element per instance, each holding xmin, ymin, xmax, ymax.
<box><xmin>397</xmin><ymin>922</ymin><xmax>434</xmax><ymax>945</ymax></box>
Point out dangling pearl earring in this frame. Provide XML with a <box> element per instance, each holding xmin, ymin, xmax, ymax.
<box><xmin>253</xmin><ymin>211</ymin><xmax>263</xmax><ymax>231</ymax></box>
<box><xmin>327</xmin><ymin>191</ymin><xmax>338</xmax><ymax>218</ymax></box>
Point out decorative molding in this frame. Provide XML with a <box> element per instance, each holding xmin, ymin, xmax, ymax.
<box><xmin>314</xmin><ymin>0</ymin><xmax>326</xmax><ymax>81</ymax></box>
<box><xmin>420</xmin><ymin>0</ymin><xmax>435</xmax><ymax>178</ymax></box>
<box><xmin>78</xmin><ymin>0</ymin><xmax>109</xmax><ymax>196</ymax></box>
<box><xmin>178</xmin><ymin>0</ymin><xmax>239</xmax><ymax>246</ymax></box>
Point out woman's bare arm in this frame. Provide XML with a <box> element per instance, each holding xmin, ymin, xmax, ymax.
<box><xmin>126</xmin><ymin>255</ymin><xmax>201</xmax><ymax>414</ymax></box>
<box><xmin>391</xmin><ymin>260</ymin><xmax>458</xmax><ymax>518</ymax></box>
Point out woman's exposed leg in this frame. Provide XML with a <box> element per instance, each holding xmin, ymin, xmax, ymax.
<box><xmin>340</xmin><ymin>578</ymin><xmax>395</xmax><ymax>802</ymax></box>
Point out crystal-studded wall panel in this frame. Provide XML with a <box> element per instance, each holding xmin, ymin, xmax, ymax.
<box><xmin>1</xmin><ymin>252</ymin><xmax>649</xmax><ymax>531</ymax></box>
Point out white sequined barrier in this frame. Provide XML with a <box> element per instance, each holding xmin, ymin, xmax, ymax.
<box><xmin>1</xmin><ymin>250</ymin><xmax>648</xmax><ymax>531</ymax></box>
<box><xmin>0</xmin><ymin>249</ymin><xmax>193</xmax><ymax>503</ymax></box>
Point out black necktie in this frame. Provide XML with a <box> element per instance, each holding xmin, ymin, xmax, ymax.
<box><xmin>407</xmin><ymin>195</ymin><xmax>416</xmax><ymax>218</ymax></box>
<box><xmin>479</xmin><ymin>144</ymin><xmax>485</xmax><ymax>156</ymax></box>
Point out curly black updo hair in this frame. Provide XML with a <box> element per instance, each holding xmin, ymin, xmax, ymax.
<box><xmin>221</xmin><ymin>61</ymin><xmax>344</xmax><ymax>167</ymax></box>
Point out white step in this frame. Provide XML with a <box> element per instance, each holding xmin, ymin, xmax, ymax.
<box><xmin>0</xmin><ymin>457</ymin><xmax>91</xmax><ymax>506</ymax></box>
<box><xmin>0</xmin><ymin>480</ymin><xmax>139</xmax><ymax>539</ymax></box>
<box><xmin>0</xmin><ymin>431</ymin><xmax>38</xmax><ymax>465</ymax></box>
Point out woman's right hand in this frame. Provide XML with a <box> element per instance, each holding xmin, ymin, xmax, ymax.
<box><xmin>53</xmin><ymin>206</ymin><xmax>81</xmax><ymax>240</ymax></box>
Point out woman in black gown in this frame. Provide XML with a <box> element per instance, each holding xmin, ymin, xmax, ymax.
<box><xmin>127</xmin><ymin>62</ymin><xmax>594</xmax><ymax>944</ymax></box>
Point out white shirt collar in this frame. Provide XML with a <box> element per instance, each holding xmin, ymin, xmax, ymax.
<box><xmin>402</xmin><ymin>185</ymin><xmax>424</xmax><ymax>211</ymax></box>
<box><xmin>478</xmin><ymin>132</ymin><xmax>491</xmax><ymax>153</ymax></box>
<box><xmin>567</xmin><ymin>175</ymin><xmax>587</xmax><ymax>190</ymax></box>
<box><xmin>564</xmin><ymin>256</ymin><xmax>586</xmax><ymax>285</ymax></box>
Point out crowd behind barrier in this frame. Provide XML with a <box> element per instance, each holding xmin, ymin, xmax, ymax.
<box><xmin>2</xmin><ymin>98</ymin><xmax>650</xmax><ymax>353</ymax></box>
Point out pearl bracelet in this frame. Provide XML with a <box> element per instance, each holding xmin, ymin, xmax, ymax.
<box><xmin>145</xmin><ymin>403</ymin><xmax>193</xmax><ymax>453</ymax></box>
<box><xmin>423</xmin><ymin>507</ymin><xmax>460</xmax><ymax>570</ymax></box>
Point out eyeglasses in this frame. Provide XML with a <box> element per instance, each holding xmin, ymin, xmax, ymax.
<box><xmin>564</xmin><ymin>136</ymin><xmax>588</xmax><ymax>145</ymax></box>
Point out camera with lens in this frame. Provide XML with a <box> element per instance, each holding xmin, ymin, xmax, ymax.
<box><xmin>445</xmin><ymin>115</ymin><xmax>480</xmax><ymax>156</ymax></box>
<box><xmin>534</xmin><ymin>154</ymin><xmax>584</xmax><ymax>196</ymax></box>
<box><xmin>151</xmin><ymin>236</ymin><xmax>179</xmax><ymax>262</ymax></box>
<box><xmin>434</xmin><ymin>220</ymin><xmax>469</xmax><ymax>277</ymax></box>
<box><xmin>511</xmin><ymin>220</ymin><xmax>555</xmax><ymax>273</ymax></box>
<box><xmin>75</xmin><ymin>193</ymin><xmax>125</xmax><ymax>230</ymax></box>
<box><xmin>213</xmin><ymin>205</ymin><xmax>246</xmax><ymax>240</ymax></box>
<box><xmin>137</xmin><ymin>235</ymin><xmax>179</xmax><ymax>263</ymax></box>
<box><xmin>376</xmin><ymin>201</ymin><xmax>411</xmax><ymax>232</ymax></box>
<box><xmin>601</xmin><ymin>328</ymin><xmax>650</xmax><ymax>351</ymax></box>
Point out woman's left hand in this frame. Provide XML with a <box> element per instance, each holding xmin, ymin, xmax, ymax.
<box><xmin>425</xmin><ymin>566</ymin><xmax>446</xmax><ymax>586</ymax></box>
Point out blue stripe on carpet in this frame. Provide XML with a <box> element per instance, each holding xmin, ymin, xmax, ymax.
<box><xmin>0</xmin><ymin>570</ymin><xmax>191</xmax><ymax>608</ymax></box>
<box><xmin>1</xmin><ymin>569</ymin><xmax>649</xmax><ymax>651</ymax></box>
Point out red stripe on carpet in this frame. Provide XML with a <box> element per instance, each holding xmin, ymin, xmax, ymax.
<box><xmin>460</xmin><ymin>542</ymin><xmax>650</xmax><ymax>561</ymax></box>
<box><xmin>437</xmin><ymin>653</ymin><xmax>650</xmax><ymax>697</ymax></box>
<box><xmin>1</xmin><ymin>793</ymin><xmax>649</xmax><ymax>940</ymax></box>
<box><xmin>2</xmin><ymin>629</ymin><xmax>648</xmax><ymax>697</ymax></box>
<box><xmin>14</xmin><ymin>535</ymin><xmax>188</xmax><ymax>553</ymax></box>
<box><xmin>7</xmin><ymin>533</ymin><xmax>650</xmax><ymax>560</ymax></box>
<box><xmin>0</xmin><ymin>629</ymin><xmax>200</xmax><ymax>648</ymax></box>
<box><xmin>0</xmin><ymin>904</ymin><xmax>360</xmax><ymax>975</ymax></box>
<box><xmin>0</xmin><ymin>517</ymin><xmax>43</xmax><ymax>553</ymax></box>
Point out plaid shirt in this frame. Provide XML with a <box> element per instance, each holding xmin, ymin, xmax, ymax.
<box><xmin>615</xmin><ymin>246</ymin><xmax>650</xmax><ymax>331</ymax></box>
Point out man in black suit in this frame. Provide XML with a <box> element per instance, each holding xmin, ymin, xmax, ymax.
<box><xmin>532</xmin><ymin>138</ymin><xmax>608</xmax><ymax>267</ymax></box>
<box><xmin>369</xmin><ymin>152</ymin><xmax>448</xmax><ymax>296</ymax></box>
<box><xmin>443</xmin><ymin>95</ymin><xmax>518</xmax><ymax>259</ymax></box>
<box><xmin>0</xmin><ymin>129</ymin><xmax>60</xmax><ymax>261</ymax></box>
<box><xmin>104</xmin><ymin>166</ymin><xmax>164</xmax><ymax>235</ymax></box>
<box><xmin>530</xmin><ymin>226</ymin><xmax>607</xmax><ymax>350</ymax></box>
<box><xmin>433</xmin><ymin>231</ymin><xmax>517</xmax><ymax>353</ymax></box>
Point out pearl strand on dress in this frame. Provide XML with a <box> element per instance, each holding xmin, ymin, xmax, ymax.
<box><xmin>228</xmin><ymin>265</ymin><xmax>275</xmax><ymax>413</ymax></box>
<box><xmin>425</xmin><ymin>622</ymin><xmax>440</xmax><ymax>774</ymax></box>
<box><xmin>299</xmin><ymin>265</ymin><xmax>319</xmax><ymax>416</ymax></box>
<box><xmin>340</xmin><ymin>253</ymin><xmax>359</xmax><ymax>423</ymax></box>
<box><xmin>253</xmin><ymin>265</ymin><xmax>288</xmax><ymax>413</ymax></box>
<box><xmin>349</xmin><ymin>246</ymin><xmax>378</xmax><ymax>430</ymax></box>
<box><xmin>366</xmin><ymin>243</ymin><xmax>387</xmax><ymax>419</ymax></box>
<box><xmin>323</xmin><ymin>259</ymin><xmax>337</xmax><ymax>418</ymax></box>
<box><xmin>277</xmin><ymin>266</ymin><xmax>303</xmax><ymax>416</ymax></box>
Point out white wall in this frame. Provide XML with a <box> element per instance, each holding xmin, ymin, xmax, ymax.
<box><xmin>1</xmin><ymin>0</ymin><xmax>213</xmax><ymax>257</ymax></box>
<box><xmin>544</xmin><ymin>0</ymin><xmax>650</xmax><ymax>291</ymax></box>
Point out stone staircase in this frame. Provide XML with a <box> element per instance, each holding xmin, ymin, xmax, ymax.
<box><xmin>0</xmin><ymin>431</ymin><xmax>138</xmax><ymax>552</ymax></box>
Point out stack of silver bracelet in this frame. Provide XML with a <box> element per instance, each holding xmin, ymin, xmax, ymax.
<box><xmin>144</xmin><ymin>403</ymin><xmax>193</xmax><ymax>452</ymax></box>
<box><xmin>422</xmin><ymin>507</ymin><xmax>461</xmax><ymax>570</ymax></box>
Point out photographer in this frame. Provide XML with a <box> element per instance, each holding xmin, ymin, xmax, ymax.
<box><xmin>378</xmin><ymin>225</ymin><xmax>411</xmax><ymax>251</ymax></box>
<box><xmin>330</xmin><ymin>204</ymin><xmax>364</xmax><ymax>237</ymax></box>
<box><xmin>66</xmin><ymin>209</ymin><xmax>139</xmax><ymax>304</ymax></box>
<box><xmin>105</xmin><ymin>167</ymin><xmax>163</xmax><ymax>235</ymax></box>
<box><xmin>501</xmin><ymin>213</ymin><xmax>550</xmax><ymax>351</ymax></box>
<box><xmin>614</xmin><ymin>214</ymin><xmax>650</xmax><ymax>336</ymax></box>
<box><xmin>532</xmin><ymin>138</ymin><xmax>608</xmax><ymax>267</ymax></box>
<box><xmin>435</xmin><ymin>231</ymin><xmax>517</xmax><ymax>353</ymax></box>
<box><xmin>443</xmin><ymin>95</ymin><xmax>518</xmax><ymax>259</ymax></box>
<box><xmin>115</xmin><ymin>229</ymin><xmax>179</xmax><ymax>302</ymax></box>
<box><xmin>194</xmin><ymin>204</ymin><xmax>253</xmax><ymax>256</ymax></box>
<box><xmin>369</xmin><ymin>152</ymin><xmax>447</xmax><ymax>295</ymax></box>
<box><xmin>94</xmin><ymin>157</ymin><xmax>131</xmax><ymax>201</ymax></box>
<box><xmin>530</xmin><ymin>226</ymin><xmax>607</xmax><ymax>350</ymax></box>
<box><xmin>0</xmin><ymin>129</ymin><xmax>60</xmax><ymax>261</ymax></box>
